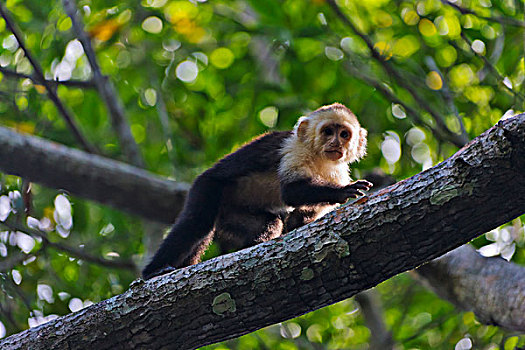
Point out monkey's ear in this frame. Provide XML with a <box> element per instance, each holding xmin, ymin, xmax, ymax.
<box><xmin>296</xmin><ymin>117</ymin><xmax>310</xmax><ymax>142</ymax></box>
<box><xmin>356</xmin><ymin>127</ymin><xmax>367</xmax><ymax>160</ymax></box>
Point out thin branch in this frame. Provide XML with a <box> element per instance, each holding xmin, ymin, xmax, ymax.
<box><xmin>155</xmin><ymin>84</ymin><xmax>176</xmax><ymax>169</ymax></box>
<box><xmin>0</xmin><ymin>3</ymin><xmax>97</xmax><ymax>154</ymax></box>
<box><xmin>424</xmin><ymin>57</ymin><xmax>468</xmax><ymax>138</ymax></box>
<box><xmin>1</xmin><ymin>274</ymin><xmax>33</xmax><ymax>314</ymax></box>
<box><xmin>0</xmin><ymin>301</ymin><xmax>22</xmax><ymax>331</ymax></box>
<box><xmin>62</xmin><ymin>0</ymin><xmax>145</xmax><ymax>168</ymax></box>
<box><xmin>343</xmin><ymin>61</ymin><xmax>454</xmax><ymax>144</ymax></box>
<box><xmin>478</xmin><ymin>31</ymin><xmax>505</xmax><ymax>82</ymax></box>
<box><xmin>0</xmin><ymin>220</ymin><xmax>138</xmax><ymax>272</ymax></box>
<box><xmin>0</xmin><ymin>66</ymin><xmax>96</xmax><ymax>89</ymax></box>
<box><xmin>326</xmin><ymin>0</ymin><xmax>469</xmax><ymax>147</ymax></box>
<box><xmin>460</xmin><ymin>32</ymin><xmax>525</xmax><ymax>103</ymax></box>
<box><xmin>441</xmin><ymin>0</ymin><xmax>525</xmax><ymax>28</ymax></box>
<box><xmin>0</xmin><ymin>250</ymin><xmax>37</xmax><ymax>272</ymax></box>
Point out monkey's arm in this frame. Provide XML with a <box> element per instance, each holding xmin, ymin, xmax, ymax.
<box><xmin>281</xmin><ymin>179</ymin><xmax>371</xmax><ymax>206</ymax></box>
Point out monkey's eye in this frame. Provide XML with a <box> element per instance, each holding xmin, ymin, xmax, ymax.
<box><xmin>340</xmin><ymin>130</ymin><xmax>351</xmax><ymax>139</ymax></box>
<box><xmin>322</xmin><ymin>128</ymin><xmax>334</xmax><ymax>136</ymax></box>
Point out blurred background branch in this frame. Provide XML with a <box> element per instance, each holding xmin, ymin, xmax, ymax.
<box><xmin>441</xmin><ymin>0</ymin><xmax>525</xmax><ymax>27</ymax></box>
<box><xmin>327</xmin><ymin>0</ymin><xmax>470</xmax><ymax>147</ymax></box>
<box><xmin>0</xmin><ymin>2</ymin><xmax>96</xmax><ymax>153</ymax></box>
<box><xmin>1</xmin><ymin>220</ymin><xmax>137</xmax><ymax>272</ymax></box>
<box><xmin>62</xmin><ymin>0</ymin><xmax>144</xmax><ymax>168</ymax></box>
<box><xmin>0</xmin><ymin>66</ymin><xmax>96</xmax><ymax>89</ymax></box>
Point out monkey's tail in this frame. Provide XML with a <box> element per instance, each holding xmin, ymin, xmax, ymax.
<box><xmin>142</xmin><ymin>173</ymin><xmax>224</xmax><ymax>279</ymax></box>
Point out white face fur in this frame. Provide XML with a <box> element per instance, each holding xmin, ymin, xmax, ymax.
<box><xmin>295</xmin><ymin>103</ymin><xmax>367</xmax><ymax>164</ymax></box>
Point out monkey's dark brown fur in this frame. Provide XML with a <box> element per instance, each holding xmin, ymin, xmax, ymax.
<box><xmin>142</xmin><ymin>103</ymin><xmax>371</xmax><ymax>279</ymax></box>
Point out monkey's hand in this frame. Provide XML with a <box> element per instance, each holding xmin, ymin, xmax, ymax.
<box><xmin>349</xmin><ymin>180</ymin><xmax>373</xmax><ymax>192</ymax></box>
<box><xmin>337</xmin><ymin>180</ymin><xmax>373</xmax><ymax>203</ymax></box>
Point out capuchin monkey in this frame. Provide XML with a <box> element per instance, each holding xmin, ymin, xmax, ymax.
<box><xmin>142</xmin><ymin>103</ymin><xmax>371</xmax><ymax>279</ymax></box>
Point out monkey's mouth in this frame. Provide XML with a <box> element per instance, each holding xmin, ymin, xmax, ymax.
<box><xmin>325</xmin><ymin>150</ymin><xmax>343</xmax><ymax>160</ymax></box>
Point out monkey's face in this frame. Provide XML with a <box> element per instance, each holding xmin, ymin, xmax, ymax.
<box><xmin>320</xmin><ymin>123</ymin><xmax>352</xmax><ymax>161</ymax></box>
<box><xmin>296</xmin><ymin>103</ymin><xmax>367</xmax><ymax>164</ymax></box>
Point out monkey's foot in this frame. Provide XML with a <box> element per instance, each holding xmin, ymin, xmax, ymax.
<box><xmin>143</xmin><ymin>266</ymin><xmax>177</xmax><ymax>280</ymax></box>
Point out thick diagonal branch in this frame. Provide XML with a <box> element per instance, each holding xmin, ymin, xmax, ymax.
<box><xmin>1</xmin><ymin>115</ymin><xmax>523</xmax><ymax>349</ymax></box>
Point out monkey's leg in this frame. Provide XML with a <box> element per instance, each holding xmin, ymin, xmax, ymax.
<box><xmin>247</xmin><ymin>213</ymin><xmax>284</xmax><ymax>245</ymax></box>
<box><xmin>144</xmin><ymin>231</ymin><xmax>215</xmax><ymax>279</ymax></box>
<box><xmin>142</xmin><ymin>174</ymin><xmax>223</xmax><ymax>279</ymax></box>
<box><xmin>179</xmin><ymin>231</ymin><xmax>215</xmax><ymax>267</ymax></box>
<box><xmin>285</xmin><ymin>206</ymin><xmax>319</xmax><ymax>232</ymax></box>
<box><xmin>216</xmin><ymin>209</ymin><xmax>284</xmax><ymax>250</ymax></box>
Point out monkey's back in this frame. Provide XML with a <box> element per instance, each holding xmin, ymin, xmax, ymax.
<box><xmin>204</xmin><ymin>131</ymin><xmax>292</xmax><ymax>180</ymax></box>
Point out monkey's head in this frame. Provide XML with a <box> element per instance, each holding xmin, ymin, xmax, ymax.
<box><xmin>295</xmin><ymin>103</ymin><xmax>367</xmax><ymax>163</ymax></box>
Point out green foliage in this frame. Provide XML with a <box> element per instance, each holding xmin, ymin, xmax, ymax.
<box><xmin>0</xmin><ymin>0</ymin><xmax>524</xmax><ymax>347</ymax></box>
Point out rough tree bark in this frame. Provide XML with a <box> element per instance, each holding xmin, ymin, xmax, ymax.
<box><xmin>0</xmin><ymin>115</ymin><xmax>523</xmax><ymax>349</ymax></box>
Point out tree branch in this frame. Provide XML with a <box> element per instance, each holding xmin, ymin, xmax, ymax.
<box><xmin>355</xmin><ymin>290</ymin><xmax>395</xmax><ymax>350</ymax></box>
<box><xmin>62</xmin><ymin>0</ymin><xmax>145</xmax><ymax>168</ymax></box>
<box><xmin>342</xmin><ymin>61</ymin><xmax>448</xmax><ymax>141</ymax></box>
<box><xmin>441</xmin><ymin>0</ymin><xmax>525</xmax><ymax>28</ymax></box>
<box><xmin>1</xmin><ymin>114</ymin><xmax>523</xmax><ymax>349</ymax></box>
<box><xmin>0</xmin><ymin>2</ymin><xmax>97</xmax><ymax>154</ymax></box>
<box><xmin>460</xmin><ymin>32</ymin><xmax>525</xmax><ymax>103</ymax></box>
<box><xmin>0</xmin><ymin>66</ymin><xmax>96</xmax><ymax>89</ymax></box>
<box><xmin>0</xmin><ymin>125</ymin><xmax>189</xmax><ymax>224</ymax></box>
<box><xmin>0</xmin><ymin>250</ymin><xmax>37</xmax><ymax>272</ymax></box>
<box><xmin>0</xmin><ymin>220</ymin><xmax>137</xmax><ymax>272</ymax></box>
<box><xmin>326</xmin><ymin>0</ymin><xmax>470</xmax><ymax>147</ymax></box>
<box><xmin>424</xmin><ymin>57</ymin><xmax>468</xmax><ymax>138</ymax></box>
<box><xmin>416</xmin><ymin>245</ymin><xmax>525</xmax><ymax>331</ymax></box>
<box><xmin>1</xmin><ymin>113</ymin><xmax>524</xmax><ymax>335</ymax></box>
